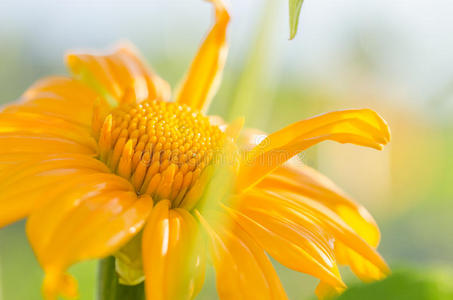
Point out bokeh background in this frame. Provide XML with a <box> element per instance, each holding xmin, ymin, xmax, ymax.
<box><xmin>1</xmin><ymin>0</ymin><xmax>452</xmax><ymax>299</ymax></box>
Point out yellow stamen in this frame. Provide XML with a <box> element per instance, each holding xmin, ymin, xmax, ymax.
<box><xmin>117</xmin><ymin>139</ymin><xmax>133</xmax><ymax>178</ymax></box>
<box><xmin>98</xmin><ymin>114</ymin><xmax>113</xmax><ymax>161</ymax></box>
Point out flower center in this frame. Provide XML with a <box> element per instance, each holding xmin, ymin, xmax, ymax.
<box><xmin>97</xmin><ymin>100</ymin><xmax>224</xmax><ymax>205</ymax></box>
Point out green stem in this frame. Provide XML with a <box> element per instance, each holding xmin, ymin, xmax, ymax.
<box><xmin>97</xmin><ymin>257</ymin><xmax>145</xmax><ymax>300</ymax></box>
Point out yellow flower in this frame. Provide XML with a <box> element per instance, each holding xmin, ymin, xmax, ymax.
<box><xmin>0</xmin><ymin>0</ymin><xmax>390</xmax><ymax>299</ymax></box>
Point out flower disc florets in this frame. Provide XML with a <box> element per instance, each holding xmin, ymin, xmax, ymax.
<box><xmin>98</xmin><ymin>99</ymin><xmax>225</xmax><ymax>206</ymax></box>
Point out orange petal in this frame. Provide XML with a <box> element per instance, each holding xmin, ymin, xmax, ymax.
<box><xmin>42</xmin><ymin>271</ymin><xmax>78</xmax><ymax>300</ymax></box>
<box><xmin>237</xmin><ymin>109</ymin><xmax>390</xmax><ymax>191</ymax></box>
<box><xmin>26</xmin><ymin>173</ymin><xmax>152</xmax><ymax>300</ymax></box>
<box><xmin>257</xmin><ymin>164</ymin><xmax>390</xmax><ymax>282</ymax></box>
<box><xmin>66</xmin><ymin>43</ymin><xmax>170</xmax><ymax>106</ymax></box>
<box><xmin>176</xmin><ymin>0</ymin><xmax>230</xmax><ymax>113</ymax></box>
<box><xmin>240</xmin><ymin>189</ymin><xmax>390</xmax><ymax>283</ymax></box>
<box><xmin>260</xmin><ymin>164</ymin><xmax>380</xmax><ymax>247</ymax></box>
<box><xmin>315</xmin><ymin>281</ymin><xmax>345</xmax><ymax>300</ymax></box>
<box><xmin>0</xmin><ymin>77</ymin><xmax>100</xmax><ymax>154</ymax></box>
<box><xmin>0</xmin><ymin>154</ymin><xmax>110</xmax><ymax>227</ymax></box>
<box><xmin>0</xmin><ymin>133</ymin><xmax>96</xmax><ymax>156</ymax></box>
<box><xmin>7</xmin><ymin>76</ymin><xmax>100</xmax><ymax>127</ymax></box>
<box><xmin>224</xmin><ymin>195</ymin><xmax>346</xmax><ymax>290</ymax></box>
<box><xmin>282</xmin><ymin>191</ymin><xmax>387</xmax><ymax>274</ymax></box>
<box><xmin>196</xmin><ymin>210</ymin><xmax>288</xmax><ymax>300</ymax></box>
<box><xmin>142</xmin><ymin>201</ymin><xmax>206</xmax><ymax>300</ymax></box>
<box><xmin>335</xmin><ymin>242</ymin><xmax>388</xmax><ymax>282</ymax></box>
<box><xmin>0</xmin><ymin>111</ymin><xmax>96</xmax><ymax>149</ymax></box>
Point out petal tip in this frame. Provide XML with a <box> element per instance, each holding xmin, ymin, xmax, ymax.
<box><xmin>43</xmin><ymin>270</ymin><xmax>78</xmax><ymax>300</ymax></box>
<box><xmin>64</xmin><ymin>53</ymin><xmax>79</xmax><ymax>70</ymax></box>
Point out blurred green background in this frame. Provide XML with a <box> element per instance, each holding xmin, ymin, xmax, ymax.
<box><xmin>1</xmin><ymin>0</ymin><xmax>452</xmax><ymax>299</ymax></box>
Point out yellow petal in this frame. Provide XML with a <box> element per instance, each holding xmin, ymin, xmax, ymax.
<box><xmin>315</xmin><ymin>281</ymin><xmax>345</xmax><ymax>300</ymax></box>
<box><xmin>0</xmin><ymin>153</ymin><xmax>107</xmax><ymax>187</ymax></box>
<box><xmin>42</xmin><ymin>271</ymin><xmax>78</xmax><ymax>300</ymax></box>
<box><xmin>237</xmin><ymin>109</ymin><xmax>390</xmax><ymax>191</ymax></box>
<box><xmin>257</xmin><ymin>166</ymin><xmax>389</xmax><ymax>282</ymax></box>
<box><xmin>0</xmin><ymin>153</ymin><xmax>41</xmax><ymax>174</ymax></box>
<box><xmin>282</xmin><ymin>191</ymin><xmax>387</xmax><ymax>273</ymax></box>
<box><xmin>26</xmin><ymin>174</ymin><xmax>152</xmax><ymax>300</ymax></box>
<box><xmin>13</xmin><ymin>76</ymin><xmax>100</xmax><ymax>127</ymax></box>
<box><xmin>0</xmin><ymin>154</ymin><xmax>109</xmax><ymax>227</ymax></box>
<box><xmin>66</xmin><ymin>44</ymin><xmax>170</xmax><ymax>106</ymax></box>
<box><xmin>260</xmin><ymin>164</ymin><xmax>380</xmax><ymax>247</ymax></box>
<box><xmin>0</xmin><ymin>133</ymin><xmax>96</xmax><ymax>155</ymax></box>
<box><xmin>224</xmin><ymin>195</ymin><xmax>346</xmax><ymax>290</ymax></box>
<box><xmin>239</xmin><ymin>189</ymin><xmax>390</xmax><ymax>283</ymax></box>
<box><xmin>26</xmin><ymin>173</ymin><xmax>135</xmax><ymax>257</ymax></box>
<box><xmin>196</xmin><ymin>210</ymin><xmax>289</xmax><ymax>300</ymax></box>
<box><xmin>336</xmin><ymin>242</ymin><xmax>388</xmax><ymax>282</ymax></box>
<box><xmin>176</xmin><ymin>0</ymin><xmax>230</xmax><ymax>113</ymax></box>
<box><xmin>0</xmin><ymin>77</ymin><xmax>102</xmax><ymax>155</ymax></box>
<box><xmin>142</xmin><ymin>201</ymin><xmax>206</xmax><ymax>300</ymax></box>
<box><xmin>0</xmin><ymin>111</ymin><xmax>96</xmax><ymax>149</ymax></box>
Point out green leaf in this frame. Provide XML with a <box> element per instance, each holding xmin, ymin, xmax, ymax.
<box><xmin>289</xmin><ymin>0</ymin><xmax>305</xmax><ymax>40</ymax></box>
<box><xmin>337</xmin><ymin>269</ymin><xmax>453</xmax><ymax>300</ymax></box>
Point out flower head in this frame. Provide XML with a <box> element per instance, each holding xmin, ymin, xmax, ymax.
<box><xmin>0</xmin><ymin>0</ymin><xmax>390</xmax><ymax>299</ymax></box>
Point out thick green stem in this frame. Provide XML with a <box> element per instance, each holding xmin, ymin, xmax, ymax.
<box><xmin>97</xmin><ymin>257</ymin><xmax>145</xmax><ymax>300</ymax></box>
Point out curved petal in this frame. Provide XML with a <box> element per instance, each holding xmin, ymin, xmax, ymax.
<box><xmin>236</xmin><ymin>121</ymin><xmax>389</xmax><ymax>285</ymax></box>
<box><xmin>315</xmin><ymin>281</ymin><xmax>345</xmax><ymax>300</ymax></box>
<box><xmin>260</xmin><ymin>166</ymin><xmax>388</xmax><ymax>282</ymax></box>
<box><xmin>26</xmin><ymin>173</ymin><xmax>152</xmax><ymax>300</ymax></box>
<box><xmin>6</xmin><ymin>76</ymin><xmax>99</xmax><ymax>127</ymax></box>
<box><xmin>0</xmin><ymin>134</ymin><xmax>96</xmax><ymax>156</ymax></box>
<box><xmin>196</xmin><ymin>210</ymin><xmax>288</xmax><ymax>300</ymax></box>
<box><xmin>236</xmin><ymin>189</ymin><xmax>390</xmax><ymax>285</ymax></box>
<box><xmin>0</xmin><ymin>111</ymin><xmax>96</xmax><ymax>149</ymax></box>
<box><xmin>0</xmin><ymin>154</ymin><xmax>109</xmax><ymax>227</ymax></box>
<box><xmin>277</xmin><ymin>190</ymin><xmax>388</xmax><ymax>275</ymax></box>
<box><xmin>0</xmin><ymin>77</ymin><xmax>99</xmax><ymax>153</ymax></box>
<box><xmin>176</xmin><ymin>0</ymin><xmax>230</xmax><ymax>113</ymax></box>
<box><xmin>335</xmin><ymin>242</ymin><xmax>388</xmax><ymax>282</ymax></box>
<box><xmin>237</xmin><ymin>109</ymin><xmax>390</xmax><ymax>191</ymax></box>
<box><xmin>224</xmin><ymin>195</ymin><xmax>345</xmax><ymax>290</ymax></box>
<box><xmin>66</xmin><ymin>44</ymin><xmax>170</xmax><ymax>106</ymax></box>
<box><xmin>259</xmin><ymin>164</ymin><xmax>380</xmax><ymax>247</ymax></box>
<box><xmin>142</xmin><ymin>201</ymin><xmax>206</xmax><ymax>300</ymax></box>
